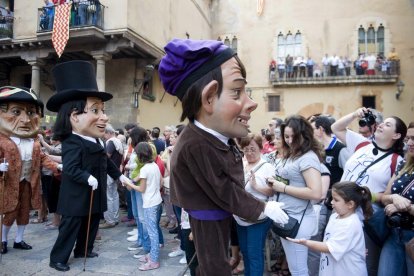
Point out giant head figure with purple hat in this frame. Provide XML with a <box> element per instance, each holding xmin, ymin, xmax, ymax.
<box><xmin>159</xmin><ymin>38</ymin><xmax>257</xmax><ymax>138</ymax></box>
<box><xmin>158</xmin><ymin>39</ymin><xmax>288</xmax><ymax>275</ymax></box>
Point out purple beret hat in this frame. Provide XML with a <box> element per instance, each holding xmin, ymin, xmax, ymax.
<box><xmin>158</xmin><ymin>39</ymin><xmax>236</xmax><ymax>100</ymax></box>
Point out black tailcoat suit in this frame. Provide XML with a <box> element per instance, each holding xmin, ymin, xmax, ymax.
<box><xmin>50</xmin><ymin>134</ymin><xmax>121</xmax><ymax>264</ymax></box>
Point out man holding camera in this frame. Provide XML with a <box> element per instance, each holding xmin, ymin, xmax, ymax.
<box><xmin>358</xmin><ymin>109</ymin><xmax>383</xmax><ymax>140</ymax></box>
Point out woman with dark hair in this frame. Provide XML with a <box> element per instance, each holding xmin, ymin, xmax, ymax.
<box><xmin>267</xmin><ymin>115</ymin><xmax>322</xmax><ymax>276</ymax></box>
<box><xmin>331</xmin><ymin>107</ymin><xmax>407</xmax><ymax>276</ymax></box>
<box><xmin>379</xmin><ymin>122</ymin><xmax>414</xmax><ymax>276</ymax></box>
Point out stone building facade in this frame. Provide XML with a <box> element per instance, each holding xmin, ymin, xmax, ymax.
<box><xmin>0</xmin><ymin>0</ymin><xmax>412</xmax><ymax>132</ymax></box>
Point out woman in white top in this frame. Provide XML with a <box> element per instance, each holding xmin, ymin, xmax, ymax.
<box><xmin>331</xmin><ymin>107</ymin><xmax>407</xmax><ymax>276</ymax></box>
<box><xmin>234</xmin><ymin>133</ymin><xmax>274</xmax><ymax>276</ymax></box>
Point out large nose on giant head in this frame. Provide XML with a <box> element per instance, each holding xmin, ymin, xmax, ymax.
<box><xmin>246</xmin><ymin>94</ymin><xmax>258</xmax><ymax>113</ymax></box>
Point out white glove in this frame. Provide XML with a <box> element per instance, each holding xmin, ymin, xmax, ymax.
<box><xmin>57</xmin><ymin>164</ymin><xmax>63</xmax><ymax>171</ymax></box>
<box><xmin>88</xmin><ymin>175</ymin><xmax>98</xmax><ymax>190</ymax></box>
<box><xmin>119</xmin><ymin>174</ymin><xmax>132</xmax><ymax>186</ymax></box>
<box><xmin>0</xmin><ymin>161</ymin><xmax>8</xmax><ymax>172</ymax></box>
<box><xmin>264</xmin><ymin>201</ymin><xmax>289</xmax><ymax>224</ymax></box>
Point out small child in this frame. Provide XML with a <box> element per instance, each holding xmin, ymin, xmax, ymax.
<box><xmin>287</xmin><ymin>181</ymin><xmax>373</xmax><ymax>276</ymax></box>
<box><xmin>124</xmin><ymin>142</ymin><xmax>163</xmax><ymax>271</ymax></box>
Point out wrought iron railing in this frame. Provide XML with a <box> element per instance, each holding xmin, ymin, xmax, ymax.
<box><xmin>270</xmin><ymin>61</ymin><xmax>400</xmax><ymax>86</ymax></box>
<box><xmin>0</xmin><ymin>15</ymin><xmax>13</xmax><ymax>39</ymax></box>
<box><xmin>37</xmin><ymin>2</ymin><xmax>104</xmax><ymax>32</ymax></box>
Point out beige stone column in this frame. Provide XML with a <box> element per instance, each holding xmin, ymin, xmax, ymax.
<box><xmin>92</xmin><ymin>52</ymin><xmax>111</xmax><ymax>91</ymax></box>
<box><xmin>27</xmin><ymin>60</ymin><xmax>45</xmax><ymax>97</ymax></box>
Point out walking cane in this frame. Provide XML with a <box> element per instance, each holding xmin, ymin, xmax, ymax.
<box><xmin>83</xmin><ymin>188</ymin><xmax>94</xmax><ymax>271</ymax></box>
<box><xmin>0</xmin><ymin>160</ymin><xmax>6</xmax><ymax>264</ymax></box>
<box><xmin>178</xmin><ymin>252</ymin><xmax>197</xmax><ymax>276</ymax></box>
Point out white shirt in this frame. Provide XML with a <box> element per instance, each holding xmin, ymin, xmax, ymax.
<box><xmin>234</xmin><ymin>160</ymin><xmax>274</xmax><ymax>226</ymax></box>
<box><xmin>139</xmin><ymin>162</ymin><xmax>162</xmax><ymax>208</ymax></box>
<box><xmin>341</xmin><ymin>130</ymin><xmax>402</xmax><ymax>193</ymax></box>
<box><xmin>320</xmin><ymin>213</ymin><xmax>367</xmax><ymax>276</ymax></box>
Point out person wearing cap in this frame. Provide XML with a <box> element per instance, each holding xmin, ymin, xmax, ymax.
<box><xmin>0</xmin><ymin>86</ymin><xmax>60</xmax><ymax>255</ymax></box>
<box><xmin>158</xmin><ymin>39</ymin><xmax>289</xmax><ymax>275</ymax></box>
<box><xmin>46</xmin><ymin>61</ymin><xmax>132</xmax><ymax>272</ymax></box>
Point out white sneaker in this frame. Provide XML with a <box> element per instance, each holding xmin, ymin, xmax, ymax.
<box><xmin>127</xmin><ymin>229</ymin><xmax>138</xmax><ymax>236</ymax></box>
<box><xmin>127</xmin><ymin>234</ymin><xmax>138</xmax><ymax>242</ymax></box>
<box><xmin>128</xmin><ymin>243</ymin><xmax>143</xmax><ymax>251</ymax></box>
<box><xmin>179</xmin><ymin>256</ymin><xmax>187</xmax><ymax>264</ymax></box>
<box><xmin>168</xmin><ymin>248</ymin><xmax>184</xmax><ymax>257</ymax></box>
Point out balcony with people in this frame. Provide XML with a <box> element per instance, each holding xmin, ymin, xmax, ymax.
<box><xmin>37</xmin><ymin>0</ymin><xmax>104</xmax><ymax>33</ymax></box>
<box><xmin>269</xmin><ymin>53</ymin><xmax>400</xmax><ymax>87</ymax></box>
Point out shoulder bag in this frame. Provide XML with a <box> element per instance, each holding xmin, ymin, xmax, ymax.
<box><xmin>271</xmin><ymin>193</ymin><xmax>310</xmax><ymax>239</ymax></box>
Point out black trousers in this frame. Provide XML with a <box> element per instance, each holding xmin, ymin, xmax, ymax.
<box><xmin>182</xmin><ymin>228</ymin><xmax>198</xmax><ymax>276</ymax></box>
<box><xmin>50</xmin><ymin>213</ymin><xmax>100</xmax><ymax>264</ymax></box>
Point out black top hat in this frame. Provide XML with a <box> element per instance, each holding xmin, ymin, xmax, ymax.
<box><xmin>46</xmin><ymin>60</ymin><xmax>113</xmax><ymax>112</ymax></box>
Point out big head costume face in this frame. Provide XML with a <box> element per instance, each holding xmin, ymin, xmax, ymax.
<box><xmin>158</xmin><ymin>39</ymin><xmax>257</xmax><ymax>138</ymax></box>
<box><xmin>46</xmin><ymin>61</ymin><xmax>113</xmax><ymax>139</ymax></box>
<box><xmin>0</xmin><ymin>86</ymin><xmax>43</xmax><ymax>138</ymax></box>
<box><xmin>70</xmin><ymin>97</ymin><xmax>108</xmax><ymax>138</ymax></box>
<box><xmin>204</xmin><ymin>57</ymin><xmax>257</xmax><ymax>138</ymax></box>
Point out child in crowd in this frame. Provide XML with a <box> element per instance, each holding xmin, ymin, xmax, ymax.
<box><xmin>287</xmin><ymin>181</ymin><xmax>372</xmax><ymax>276</ymax></box>
<box><xmin>123</xmin><ymin>142</ymin><xmax>163</xmax><ymax>271</ymax></box>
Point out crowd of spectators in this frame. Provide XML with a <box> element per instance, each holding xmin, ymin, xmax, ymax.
<box><xmin>270</xmin><ymin>49</ymin><xmax>400</xmax><ymax>81</ymax></box>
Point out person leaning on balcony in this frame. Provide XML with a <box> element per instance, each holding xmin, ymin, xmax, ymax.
<box><xmin>299</xmin><ymin>56</ymin><xmax>307</xmax><ymax>78</ymax></box>
<box><xmin>306</xmin><ymin>57</ymin><xmax>314</xmax><ymax>78</ymax></box>
<box><xmin>43</xmin><ymin>0</ymin><xmax>54</xmax><ymax>30</ymax></box>
<box><xmin>286</xmin><ymin>54</ymin><xmax>294</xmax><ymax>78</ymax></box>
<box><xmin>277</xmin><ymin>57</ymin><xmax>286</xmax><ymax>79</ymax></box>
<box><xmin>387</xmin><ymin>48</ymin><xmax>400</xmax><ymax>75</ymax></box>
<box><xmin>322</xmin><ymin>53</ymin><xmax>330</xmax><ymax>77</ymax></box>
<box><xmin>330</xmin><ymin>54</ymin><xmax>339</xmax><ymax>76</ymax></box>
<box><xmin>77</xmin><ymin>0</ymin><xmax>89</xmax><ymax>26</ymax></box>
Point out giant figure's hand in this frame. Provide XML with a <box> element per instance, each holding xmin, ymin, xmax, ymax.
<box><xmin>264</xmin><ymin>201</ymin><xmax>289</xmax><ymax>224</ymax></box>
<box><xmin>0</xmin><ymin>161</ymin><xmax>9</xmax><ymax>172</ymax></box>
<box><xmin>88</xmin><ymin>175</ymin><xmax>98</xmax><ymax>190</ymax></box>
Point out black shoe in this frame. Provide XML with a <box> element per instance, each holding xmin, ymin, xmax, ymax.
<box><xmin>13</xmin><ymin>241</ymin><xmax>32</xmax><ymax>250</ymax></box>
<box><xmin>169</xmin><ymin>226</ymin><xmax>178</xmax><ymax>234</ymax></box>
<box><xmin>49</xmin><ymin>261</ymin><xmax>70</xmax><ymax>272</ymax></box>
<box><xmin>1</xmin><ymin>241</ymin><xmax>7</xmax><ymax>254</ymax></box>
<box><xmin>74</xmin><ymin>251</ymin><xmax>99</xmax><ymax>258</ymax></box>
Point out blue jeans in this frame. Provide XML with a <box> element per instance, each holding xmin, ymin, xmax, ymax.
<box><xmin>130</xmin><ymin>190</ymin><xmax>145</xmax><ymax>247</ymax></box>
<box><xmin>378</xmin><ymin>228</ymin><xmax>414</xmax><ymax>276</ymax></box>
<box><xmin>173</xmin><ymin>205</ymin><xmax>184</xmax><ymax>250</ymax></box>
<box><xmin>78</xmin><ymin>4</ymin><xmax>87</xmax><ymax>25</ymax></box>
<box><xmin>236</xmin><ymin>219</ymin><xmax>272</xmax><ymax>276</ymax></box>
<box><xmin>143</xmin><ymin>204</ymin><xmax>161</xmax><ymax>262</ymax></box>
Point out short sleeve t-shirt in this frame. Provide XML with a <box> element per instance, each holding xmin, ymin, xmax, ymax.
<box><xmin>341</xmin><ymin>130</ymin><xmax>402</xmax><ymax>193</ymax></box>
<box><xmin>139</xmin><ymin>162</ymin><xmax>162</xmax><ymax>208</ymax></box>
<box><xmin>320</xmin><ymin>213</ymin><xmax>367</xmax><ymax>276</ymax></box>
<box><xmin>275</xmin><ymin>151</ymin><xmax>321</xmax><ymax>215</ymax></box>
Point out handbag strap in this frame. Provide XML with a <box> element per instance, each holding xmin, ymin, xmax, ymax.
<box><xmin>356</xmin><ymin>151</ymin><xmax>393</xmax><ymax>181</ymax></box>
<box><xmin>276</xmin><ymin>192</ymin><xmax>310</xmax><ymax>224</ymax></box>
<box><xmin>401</xmin><ymin>177</ymin><xmax>414</xmax><ymax>196</ymax></box>
<box><xmin>244</xmin><ymin>161</ymin><xmax>266</xmax><ymax>186</ymax></box>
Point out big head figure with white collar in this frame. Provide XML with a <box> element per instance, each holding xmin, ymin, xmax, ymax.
<box><xmin>47</xmin><ymin>61</ymin><xmax>112</xmax><ymax>140</ymax></box>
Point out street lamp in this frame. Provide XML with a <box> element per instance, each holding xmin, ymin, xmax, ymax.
<box><xmin>246</xmin><ymin>88</ymin><xmax>252</xmax><ymax>98</ymax></box>
<box><xmin>396</xmin><ymin>80</ymin><xmax>405</xmax><ymax>100</ymax></box>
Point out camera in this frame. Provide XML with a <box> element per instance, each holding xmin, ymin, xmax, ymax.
<box><xmin>358</xmin><ymin>110</ymin><xmax>377</xmax><ymax>127</ymax></box>
<box><xmin>387</xmin><ymin>212</ymin><xmax>414</xmax><ymax>229</ymax></box>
